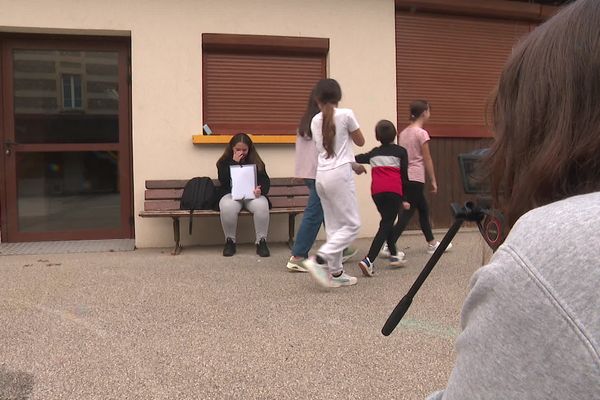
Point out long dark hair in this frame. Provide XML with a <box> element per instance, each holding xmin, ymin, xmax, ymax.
<box><xmin>489</xmin><ymin>0</ymin><xmax>600</xmax><ymax>228</ymax></box>
<box><xmin>298</xmin><ymin>87</ymin><xmax>320</xmax><ymax>139</ymax></box>
<box><xmin>313</xmin><ymin>79</ymin><xmax>342</xmax><ymax>158</ymax></box>
<box><xmin>217</xmin><ymin>133</ymin><xmax>266</xmax><ymax>171</ymax></box>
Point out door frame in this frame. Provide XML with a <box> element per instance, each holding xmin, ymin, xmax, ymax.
<box><xmin>0</xmin><ymin>34</ymin><xmax>133</xmax><ymax>242</ymax></box>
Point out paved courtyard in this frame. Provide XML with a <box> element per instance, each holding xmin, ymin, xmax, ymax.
<box><xmin>0</xmin><ymin>231</ymin><xmax>488</xmax><ymax>399</ymax></box>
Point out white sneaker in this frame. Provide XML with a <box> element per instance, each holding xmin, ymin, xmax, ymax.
<box><xmin>379</xmin><ymin>243</ymin><xmax>391</xmax><ymax>259</ymax></box>
<box><xmin>302</xmin><ymin>257</ymin><xmax>332</xmax><ymax>288</ymax></box>
<box><xmin>330</xmin><ymin>272</ymin><xmax>358</xmax><ymax>287</ymax></box>
<box><xmin>427</xmin><ymin>241</ymin><xmax>453</xmax><ymax>254</ymax></box>
<box><xmin>389</xmin><ymin>253</ymin><xmax>407</xmax><ymax>267</ymax></box>
<box><xmin>286</xmin><ymin>256</ymin><xmax>308</xmax><ymax>272</ymax></box>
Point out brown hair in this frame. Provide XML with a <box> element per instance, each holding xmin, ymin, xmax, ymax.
<box><xmin>298</xmin><ymin>87</ymin><xmax>320</xmax><ymax>139</ymax></box>
<box><xmin>217</xmin><ymin>133</ymin><xmax>266</xmax><ymax>171</ymax></box>
<box><xmin>313</xmin><ymin>79</ymin><xmax>342</xmax><ymax>158</ymax></box>
<box><xmin>409</xmin><ymin>100</ymin><xmax>430</xmax><ymax>121</ymax></box>
<box><xmin>489</xmin><ymin>0</ymin><xmax>600</xmax><ymax>228</ymax></box>
<box><xmin>375</xmin><ymin>120</ymin><xmax>397</xmax><ymax>145</ymax></box>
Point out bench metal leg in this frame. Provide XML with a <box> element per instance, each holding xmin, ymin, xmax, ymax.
<box><xmin>288</xmin><ymin>213</ymin><xmax>297</xmax><ymax>250</ymax></box>
<box><xmin>172</xmin><ymin>217</ymin><xmax>182</xmax><ymax>255</ymax></box>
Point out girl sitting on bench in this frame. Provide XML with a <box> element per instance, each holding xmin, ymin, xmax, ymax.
<box><xmin>216</xmin><ymin>133</ymin><xmax>271</xmax><ymax>257</ymax></box>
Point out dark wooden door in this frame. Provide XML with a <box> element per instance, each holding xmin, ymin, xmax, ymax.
<box><xmin>395</xmin><ymin>10</ymin><xmax>530</xmax><ymax>228</ymax></box>
<box><xmin>0</xmin><ymin>36</ymin><xmax>132</xmax><ymax>242</ymax></box>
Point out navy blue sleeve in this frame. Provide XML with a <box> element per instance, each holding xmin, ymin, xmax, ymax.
<box><xmin>355</xmin><ymin>148</ymin><xmax>374</xmax><ymax>164</ymax></box>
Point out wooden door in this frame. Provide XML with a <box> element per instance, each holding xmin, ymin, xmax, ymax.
<box><xmin>0</xmin><ymin>36</ymin><xmax>132</xmax><ymax>242</ymax></box>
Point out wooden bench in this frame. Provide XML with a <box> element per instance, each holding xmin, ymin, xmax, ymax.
<box><xmin>139</xmin><ymin>178</ymin><xmax>309</xmax><ymax>255</ymax></box>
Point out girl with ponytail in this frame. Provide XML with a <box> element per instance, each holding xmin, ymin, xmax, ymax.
<box><xmin>301</xmin><ymin>79</ymin><xmax>366</xmax><ymax>288</ymax></box>
<box><xmin>286</xmin><ymin>87</ymin><xmax>358</xmax><ymax>272</ymax></box>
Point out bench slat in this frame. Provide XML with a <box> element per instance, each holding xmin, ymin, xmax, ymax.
<box><xmin>270</xmin><ymin>177</ymin><xmax>304</xmax><ymax>186</ymax></box>
<box><xmin>268</xmin><ymin>186</ymin><xmax>309</xmax><ymax>196</ymax></box>
<box><xmin>145</xmin><ymin>200</ymin><xmax>180</xmax><ymax>211</ymax></box>
<box><xmin>145</xmin><ymin>187</ymin><xmax>308</xmax><ymax>200</ymax></box>
<box><xmin>146</xmin><ymin>177</ymin><xmax>305</xmax><ymax>190</ymax></box>
<box><xmin>145</xmin><ymin>184</ymin><xmax>309</xmax><ymax>200</ymax></box>
<box><xmin>145</xmin><ymin>189</ymin><xmax>184</xmax><ymax>200</ymax></box>
<box><xmin>270</xmin><ymin>196</ymin><xmax>309</xmax><ymax>208</ymax></box>
<box><xmin>140</xmin><ymin>208</ymin><xmax>304</xmax><ymax>218</ymax></box>
<box><xmin>153</xmin><ymin>197</ymin><xmax>310</xmax><ymax>209</ymax></box>
<box><xmin>145</xmin><ymin>198</ymin><xmax>309</xmax><ymax>212</ymax></box>
<box><xmin>146</xmin><ymin>180</ymin><xmax>190</xmax><ymax>189</ymax></box>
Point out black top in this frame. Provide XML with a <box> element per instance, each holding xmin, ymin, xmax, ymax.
<box><xmin>216</xmin><ymin>158</ymin><xmax>271</xmax><ymax>202</ymax></box>
<box><xmin>355</xmin><ymin>143</ymin><xmax>409</xmax><ymax>200</ymax></box>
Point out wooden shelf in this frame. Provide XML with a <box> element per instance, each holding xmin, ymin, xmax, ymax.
<box><xmin>192</xmin><ymin>134</ymin><xmax>296</xmax><ymax>144</ymax></box>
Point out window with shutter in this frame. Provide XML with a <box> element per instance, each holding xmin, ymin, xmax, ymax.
<box><xmin>202</xmin><ymin>34</ymin><xmax>328</xmax><ymax>136</ymax></box>
<box><xmin>396</xmin><ymin>12</ymin><xmax>530</xmax><ymax>138</ymax></box>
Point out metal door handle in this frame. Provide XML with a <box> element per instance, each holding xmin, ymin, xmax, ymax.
<box><xmin>4</xmin><ymin>141</ymin><xmax>15</xmax><ymax>156</ymax></box>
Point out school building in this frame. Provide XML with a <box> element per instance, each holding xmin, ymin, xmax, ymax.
<box><xmin>0</xmin><ymin>0</ymin><xmax>564</xmax><ymax>249</ymax></box>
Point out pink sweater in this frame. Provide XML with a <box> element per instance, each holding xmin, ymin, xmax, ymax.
<box><xmin>294</xmin><ymin>134</ymin><xmax>318</xmax><ymax>180</ymax></box>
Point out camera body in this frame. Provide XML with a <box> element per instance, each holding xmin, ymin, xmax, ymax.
<box><xmin>458</xmin><ymin>150</ymin><xmax>506</xmax><ymax>251</ymax></box>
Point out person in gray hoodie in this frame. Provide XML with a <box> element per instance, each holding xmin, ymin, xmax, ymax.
<box><xmin>428</xmin><ymin>0</ymin><xmax>600</xmax><ymax>398</ymax></box>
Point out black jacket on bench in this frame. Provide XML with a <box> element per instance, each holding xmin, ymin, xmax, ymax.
<box><xmin>216</xmin><ymin>158</ymin><xmax>271</xmax><ymax>208</ymax></box>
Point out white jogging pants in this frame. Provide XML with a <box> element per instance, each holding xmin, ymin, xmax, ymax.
<box><xmin>315</xmin><ymin>163</ymin><xmax>361</xmax><ymax>275</ymax></box>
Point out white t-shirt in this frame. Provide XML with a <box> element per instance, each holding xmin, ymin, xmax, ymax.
<box><xmin>311</xmin><ymin>108</ymin><xmax>360</xmax><ymax>171</ymax></box>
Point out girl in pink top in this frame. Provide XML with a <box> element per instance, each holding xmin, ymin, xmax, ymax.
<box><xmin>386</xmin><ymin>100</ymin><xmax>452</xmax><ymax>255</ymax></box>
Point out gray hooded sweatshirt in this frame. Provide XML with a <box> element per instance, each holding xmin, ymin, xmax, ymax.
<box><xmin>429</xmin><ymin>192</ymin><xmax>600</xmax><ymax>400</ymax></box>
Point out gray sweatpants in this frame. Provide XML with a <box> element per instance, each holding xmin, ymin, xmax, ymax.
<box><xmin>219</xmin><ymin>194</ymin><xmax>269</xmax><ymax>243</ymax></box>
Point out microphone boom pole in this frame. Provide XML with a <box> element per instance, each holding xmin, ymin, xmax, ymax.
<box><xmin>382</xmin><ymin>202</ymin><xmax>485</xmax><ymax>336</ymax></box>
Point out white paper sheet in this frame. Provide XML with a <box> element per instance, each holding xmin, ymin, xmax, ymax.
<box><xmin>230</xmin><ymin>164</ymin><xmax>257</xmax><ymax>200</ymax></box>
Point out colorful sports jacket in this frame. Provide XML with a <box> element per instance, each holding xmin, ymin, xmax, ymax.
<box><xmin>355</xmin><ymin>143</ymin><xmax>409</xmax><ymax>199</ymax></box>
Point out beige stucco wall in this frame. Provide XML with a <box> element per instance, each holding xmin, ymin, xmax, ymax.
<box><xmin>0</xmin><ymin>0</ymin><xmax>398</xmax><ymax>248</ymax></box>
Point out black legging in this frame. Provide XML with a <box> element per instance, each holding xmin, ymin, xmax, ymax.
<box><xmin>391</xmin><ymin>181</ymin><xmax>434</xmax><ymax>243</ymax></box>
<box><xmin>366</xmin><ymin>192</ymin><xmax>402</xmax><ymax>261</ymax></box>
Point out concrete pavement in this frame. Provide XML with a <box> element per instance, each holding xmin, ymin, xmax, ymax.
<box><xmin>0</xmin><ymin>231</ymin><xmax>489</xmax><ymax>399</ymax></box>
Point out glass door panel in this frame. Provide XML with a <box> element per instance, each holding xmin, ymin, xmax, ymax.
<box><xmin>1</xmin><ymin>38</ymin><xmax>132</xmax><ymax>242</ymax></box>
<box><xmin>16</xmin><ymin>151</ymin><xmax>121</xmax><ymax>232</ymax></box>
<box><xmin>13</xmin><ymin>49</ymin><xmax>120</xmax><ymax>144</ymax></box>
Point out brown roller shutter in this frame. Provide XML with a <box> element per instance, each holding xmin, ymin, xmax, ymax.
<box><xmin>203</xmin><ymin>51</ymin><xmax>325</xmax><ymax>136</ymax></box>
<box><xmin>396</xmin><ymin>12</ymin><xmax>530</xmax><ymax>137</ymax></box>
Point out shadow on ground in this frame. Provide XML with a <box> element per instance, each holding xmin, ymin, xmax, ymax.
<box><xmin>0</xmin><ymin>365</ymin><xmax>34</xmax><ymax>400</ymax></box>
